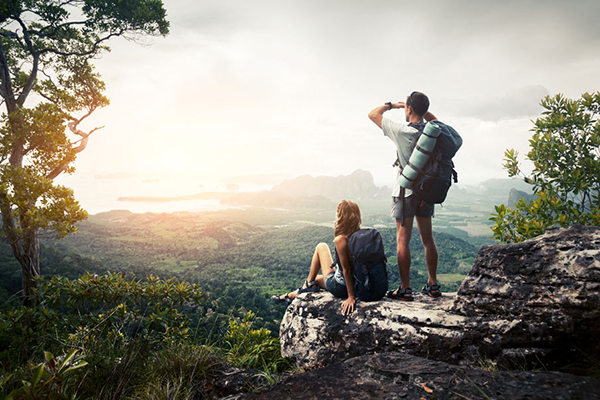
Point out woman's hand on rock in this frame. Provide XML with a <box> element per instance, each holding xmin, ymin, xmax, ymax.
<box><xmin>341</xmin><ymin>297</ymin><xmax>355</xmax><ymax>315</ymax></box>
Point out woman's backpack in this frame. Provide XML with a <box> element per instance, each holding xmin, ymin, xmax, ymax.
<box><xmin>348</xmin><ymin>229</ymin><xmax>388</xmax><ymax>301</ymax></box>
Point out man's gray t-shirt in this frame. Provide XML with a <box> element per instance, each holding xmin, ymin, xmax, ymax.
<box><xmin>382</xmin><ymin>117</ymin><xmax>419</xmax><ymax>197</ymax></box>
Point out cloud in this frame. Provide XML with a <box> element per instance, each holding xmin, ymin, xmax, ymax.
<box><xmin>66</xmin><ymin>0</ymin><xmax>600</xmax><ymax>214</ymax></box>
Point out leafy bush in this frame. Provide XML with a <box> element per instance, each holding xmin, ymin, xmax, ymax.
<box><xmin>0</xmin><ymin>273</ymin><xmax>293</xmax><ymax>398</ymax></box>
<box><xmin>224</xmin><ymin>311</ymin><xmax>291</xmax><ymax>373</ymax></box>
<box><xmin>2</xmin><ymin>350</ymin><xmax>87</xmax><ymax>400</ymax></box>
<box><xmin>491</xmin><ymin>92</ymin><xmax>600</xmax><ymax>243</ymax></box>
<box><xmin>0</xmin><ymin>273</ymin><xmax>205</xmax><ymax>398</ymax></box>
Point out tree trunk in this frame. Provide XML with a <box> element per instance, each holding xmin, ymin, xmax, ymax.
<box><xmin>0</xmin><ymin>195</ymin><xmax>41</xmax><ymax>307</ymax></box>
<box><xmin>20</xmin><ymin>228</ymin><xmax>40</xmax><ymax>307</ymax></box>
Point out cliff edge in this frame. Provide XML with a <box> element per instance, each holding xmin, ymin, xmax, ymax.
<box><xmin>279</xmin><ymin>225</ymin><xmax>600</xmax><ymax>372</ymax></box>
<box><xmin>226</xmin><ymin>225</ymin><xmax>600</xmax><ymax>399</ymax></box>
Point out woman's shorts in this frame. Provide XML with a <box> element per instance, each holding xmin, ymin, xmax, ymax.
<box><xmin>391</xmin><ymin>195</ymin><xmax>434</xmax><ymax>220</ymax></box>
<box><xmin>325</xmin><ymin>270</ymin><xmax>348</xmax><ymax>299</ymax></box>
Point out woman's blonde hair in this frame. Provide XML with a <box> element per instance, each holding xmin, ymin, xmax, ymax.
<box><xmin>334</xmin><ymin>200</ymin><xmax>361</xmax><ymax>237</ymax></box>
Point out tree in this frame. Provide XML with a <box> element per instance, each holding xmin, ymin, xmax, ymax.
<box><xmin>0</xmin><ymin>0</ymin><xmax>169</xmax><ymax>305</ymax></box>
<box><xmin>490</xmin><ymin>92</ymin><xmax>600</xmax><ymax>243</ymax></box>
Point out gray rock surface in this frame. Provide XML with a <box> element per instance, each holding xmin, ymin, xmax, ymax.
<box><xmin>280</xmin><ymin>291</ymin><xmax>467</xmax><ymax>368</ymax></box>
<box><xmin>453</xmin><ymin>224</ymin><xmax>600</xmax><ymax>368</ymax></box>
<box><xmin>231</xmin><ymin>352</ymin><xmax>600</xmax><ymax>400</ymax></box>
<box><xmin>207</xmin><ymin>366</ymin><xmax>268</xmax><ymax>399</ymax></box>
<box><xmin>280</xmin><ymin>225</ymin><xmax>600</xmax><ymax>371</ymax></box>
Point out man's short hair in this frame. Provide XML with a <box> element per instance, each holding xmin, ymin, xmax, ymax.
<box><xmin>406</xmin><ymin>91</ymin><xmax>429</xmax><ymax>117</ymax></box>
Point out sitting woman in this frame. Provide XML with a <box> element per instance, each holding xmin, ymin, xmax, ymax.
<box><xmin>272</xmin><ymin>200</ymin><xmax>362</xmax><ymax>315</ymax></box>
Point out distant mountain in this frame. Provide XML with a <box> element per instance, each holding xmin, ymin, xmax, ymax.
<box><xmin>507</xmin><ymin>188</ymin><xmax>537</xmax><ymax>208</ymax></box>
<box><xmin>478</xmin><ymin>178</ymin><xmax>533</xmax><ymax>196</ymax></box>
<box><xmin>272</xmin><ymin>170</ymin><xmax>389</xmax><ymax>202</ymax></box>
<box><xmin>447</xmin><ymin>178</ymin><xmax>535</xmax><ymax>205</ymax></box>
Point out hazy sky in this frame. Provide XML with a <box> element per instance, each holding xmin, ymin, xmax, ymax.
<box><xmin>58</xmin><ymin>0</ymin><xmax>600</xmax><ymax>204</ymax></box>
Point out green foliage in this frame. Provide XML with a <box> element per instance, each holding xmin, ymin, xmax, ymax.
<box><xmin>0</xmin><ymin>0</ymin><xmax>170</xmax><ymax>303</ymax></box>
<box><xmin>37</xmin><ymin>213</ymin><xmax>477</xmax><ymax>336</ymax></box>
<box><xmin>0</xmin><ymin>273</ymin><xmax>204</xmax><ymax>397</ymax></box>
<box><xmin>0</xmin><ymin>274</ymin><xmax>286</xmax><ymax>398</ymax></box>
<box><xmin>129</xmin><ymin>343</ymin><xmax>226</xmax><ymax>400</ymax></box>
<box><xmin>491</xmin><ymin>92</ymin><xmax>600</xmax><ymax>243</ymax></box>
<box><xmin>224</xmin><ymin>311</ymin><xmax>291</xmax><ymax>373</ymax></box>
<box><xmin>45</xmin><ymin>272</ymin><xmax>202</xmax><ymax>346</ymax></box>
<box><xmin>3</xmin><ymin>349</ymin><xmax>87</xmax><ymax>400</ymax></box>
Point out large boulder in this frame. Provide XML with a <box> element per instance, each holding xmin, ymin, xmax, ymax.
<box><xmin>280</xmin><ymin>225</ymin><xmax>600</xmax><ymax>370</ymax></box>
<box><xmin>280</xmin><ymin>291</ymin><xmax>468</xmax><ymax>368</ymax></box>
<box><xmin>453</xmin><ymin>224</ymin><xmax>600</xmax><ymax>367</ymax></box>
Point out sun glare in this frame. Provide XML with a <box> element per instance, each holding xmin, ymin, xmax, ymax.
<box><xmin>163</xmin><ymin>154</ymin><xmax>185</xmax><ymax>171</ymax></box>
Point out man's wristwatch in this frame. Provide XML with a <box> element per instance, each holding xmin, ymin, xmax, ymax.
<box><xmin>385</xmin><ymin>102</ymin><xmax>393</xmax><ymax>110</ymax></box>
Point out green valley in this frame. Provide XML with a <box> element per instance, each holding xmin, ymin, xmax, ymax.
<box><xmin>31</xmin><ymin>207</ymin><xmax>478</xmax><ymax>336</ymax></box>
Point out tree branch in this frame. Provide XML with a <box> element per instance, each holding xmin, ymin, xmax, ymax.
<box><xmin>38</xmin><ymin>20</ymin><xmax>87</xmax><ymax>36</ymax></box>
<box><xmin>0</xmin><ymin>42</ymin><xmax>16</xmax><ymax>111</ymax></box>
<box><xmin>14</xmin><ymin>17</ymin><xmax>40</xmax><ymax>107</ymax></box>
<box><xmin>45</xmin><ymin>121</ymin><xmax>103</xmax><ymax>180</ymax></box>
<box><xmin>38</xmin><ymin>30</ymin><xmax>123</xmax><ymax>58</ymax></box>
<box><xmin>16</xmin><ymin>54</ymin><xmax>39</xmax><ymax>106</ymax></box>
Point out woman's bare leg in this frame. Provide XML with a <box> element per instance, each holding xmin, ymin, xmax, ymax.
<box><xmin>308</xmin><ymin>242</ymin><xmax>334</xmax><ymax>290</ymax></box>
<box><xmin>277</xmin><ymin>242</ymin><xmax>333</xmax><ymax>301</ymax></box>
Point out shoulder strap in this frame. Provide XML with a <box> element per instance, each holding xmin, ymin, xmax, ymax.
<box><xmin>408</xmin><ymin>122</ymin><xmax>426</xmax><ymax>130</ymax></box>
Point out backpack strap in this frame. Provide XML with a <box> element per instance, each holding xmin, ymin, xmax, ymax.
<box><xmin>415</xmin><ymin>144</ymin><xmax>433</xmax><ymax>157</ymax></box>
<box><xmin>400</xmin><ymin>161</ymin><xmax>426</xmax><ymax>184</ymax></box>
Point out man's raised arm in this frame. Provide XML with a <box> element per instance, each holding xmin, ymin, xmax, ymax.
<box><xmin>424</xmin><ymin>111</ymin><xmax>437</xmax><ymax>122</ymax></box>
<box><xmin>368</xmin><ymin>102</ymin><xmax>403</xmax><ymax>129</ymax></box>
<box><xmin>368</xmin><ymin>101</ymin><xmax>437</xmax><ymax>128</ymax></box>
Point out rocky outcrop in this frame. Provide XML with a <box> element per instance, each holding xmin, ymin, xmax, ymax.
<box><xmin>280</xmin><ymin>225</ymin><xmax>600</xmax><ymax>371</ymax></box>
<box><xmin>280</xmin><ymin>291</ymin><xmax>467</xmax><ymax>368</ymax></box>
<box><xmin>272</xmin><ymin>169</ymin><xmax>389</xmax><ymax>202</ymax></box>
<box><xmin>232</xmin><ymin>352</ymin><xmax>600</xmax><ymax>400</ymax></box>
<box><xmin>453</xmin><ymin>224</ymin><xmax>600</xmax><ymax>368</ymax></box>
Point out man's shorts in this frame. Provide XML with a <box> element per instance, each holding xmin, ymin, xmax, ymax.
<box><xmin>391</xmin><ymin>195</ymin><xmax>434</xmax><ymax>220</ymax></box>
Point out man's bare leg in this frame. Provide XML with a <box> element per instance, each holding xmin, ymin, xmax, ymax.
<box><xmin>394</xmin><ymin>217</ymin><xmax>414</xmax><ymax>291</ymax></box>
<box><xmin>416</xmin><ymin>216</ymin><xmax>438</xmax><ymax>287</ymax></box>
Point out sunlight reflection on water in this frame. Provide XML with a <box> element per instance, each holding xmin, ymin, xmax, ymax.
<box><xmin>55</xmin><ymin>173</ymin><xmax>271</xmax><ymax>215</ymax></box>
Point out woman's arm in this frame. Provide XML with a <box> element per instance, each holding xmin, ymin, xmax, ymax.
<box><xmin>334</xmin><ymin>235</ymin><xmax>356</xmax><ymax>315</ymax></box>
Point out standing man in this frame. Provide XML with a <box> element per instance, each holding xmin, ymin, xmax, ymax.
<box><xmin>368</xmin><ymin>91</ymin><xmax>441</xmax><ymax>301</ymax></box>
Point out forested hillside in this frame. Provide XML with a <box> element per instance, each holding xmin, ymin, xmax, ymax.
<box><xmin>0</xmin><ymin>210</ymin><xmax>479</xmax><ymax>336</ymax></box>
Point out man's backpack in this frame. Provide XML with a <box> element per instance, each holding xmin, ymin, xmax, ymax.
<box><xmin>348</xmin><ymin>228</ymin><xmax>388</xmax><ymax>302</ymax></box>
<box><xmin>403</xmin><ymin>121</ymin><xmax>462</xmax><ymax>205</ymax></box>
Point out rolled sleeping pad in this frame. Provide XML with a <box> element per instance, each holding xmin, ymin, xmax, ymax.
<box><xmin>398</xmin><ymin>121</ymin><xmax>442</xmax><ymax>189</ymax></box>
